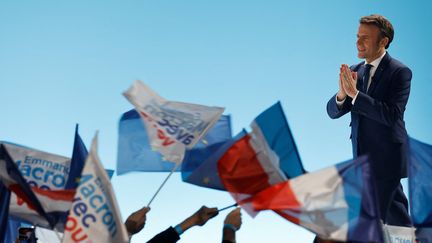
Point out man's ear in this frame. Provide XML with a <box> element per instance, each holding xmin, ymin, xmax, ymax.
<box><xmin>380</xmin><ymin>37</ymin><xmax>389</xmax><ymax>48</ymax></box>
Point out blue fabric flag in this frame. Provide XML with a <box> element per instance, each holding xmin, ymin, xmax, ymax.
<box><xmin>182</xmin><ymin>130</ymin><xmax>248</xmax><ymax>190</ymax></box>
<box><xmin>116</xmin><ymin>109</ymin><xmax>232</xmax><ymax>175</ymax></box>
<box><xmin>408</xmin><ymin>137</ymin><xmax>432</xmax><ymax>240</ymax></box>
<box><xmin>65</xmin><ymin>124</ymin><xmax>88</xmax><ymax>189</ymax></box>
<box><xmin>0</xmin><ymin>182</ymin><xmax>11</xmax><ymax>243</ymax></box>
<box><xmin>4</xmin><ymin>218</ymin><xmax>21</xmax><ymax>243</ymax></box>
<box><xmin>252</xmin><ymin>101</ymin><xmax>305</xmax><ymax>178</ymax></box>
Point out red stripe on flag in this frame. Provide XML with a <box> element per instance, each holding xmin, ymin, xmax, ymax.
<box><xmin>32</xmin><ymin>187</ymin><xmax>76</xmax><ymax>201</ymax></box>
<box><xmin>218</xmin><ymin>134</ymin><xmax>271</xmax><ymax>198</ymax></box>
<box><xmin>9</xmin><ymin>184</ymin><xmax>37</xmax><ymax>211</ymax></box>
<box><xmin>252</xmin><ymin>181</ymin><xmax>302</xmax><ymax>224</ymax></box>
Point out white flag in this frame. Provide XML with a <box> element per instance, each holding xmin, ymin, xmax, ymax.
<box><xmin>383</xmin><ymin>224</ymin><xmax>416</xmax><ymax>243</ymax></box>
<box><xmin>62</xmin><ymin>134</ymin><xmax>129</xmax><ymax>243</ymax></box>
<box><xmin>123</xmin><ymin>80</ymin><xmax>224</xmax><ymax>163</ymax></box>
<box><xmin>2</xmin><ymin>142</ymin><xmax>73</xmax><ymax>229</ymax></box>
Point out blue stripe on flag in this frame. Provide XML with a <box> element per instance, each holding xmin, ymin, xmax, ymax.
<box><xmin>336</xmin><ymin>156</ymin><xmax>383</xmax><ymax>242</ymax></box>
<box><xmin>253</xmin><ymin>101</ymin><xmax>305</xmax><ymax>178</ymax></box>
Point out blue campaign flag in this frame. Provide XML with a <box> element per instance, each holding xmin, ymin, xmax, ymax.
<box><xmin>408</xmin><ymin>137</ymin><xmax>432</xmax><ymax>239</ymax></box>
<box><xmin>65</xmin><ymin>124</ymin><xmax>88</xmax><ymax>189</ymax></box>
<box><xmin>116</xmin><ymin>109</ymin><xmax>232</xmax><ymax>175</ymax></box>
<box><xmin>0</xmin><ymin>183</ymin><xmax>11</xmax><ymax>243</ymax></box>
<box><xmin>253</xmin><ymin>101</ymin><xmax>305</xmax><ymax>178</ymax></box>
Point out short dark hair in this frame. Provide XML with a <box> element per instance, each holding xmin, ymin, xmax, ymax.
<box><xmin>360</xmin><ymin>14</ymin><xmax>394</xmax><ymax>49</ymax></box>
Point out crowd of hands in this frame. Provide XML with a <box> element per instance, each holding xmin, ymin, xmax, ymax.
<box><xmin>124</xmin><ymin>205</ymin><xmax>339</xmax><ymax>243</ymax></box>
<box><xmin>125</xmin><ymin>205</ymin><xmax>242</xmax><ymax>243</ymax></box>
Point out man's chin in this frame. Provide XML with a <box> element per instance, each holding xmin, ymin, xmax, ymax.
<box><xmin>357</xmin><ymin>52</ymin><xmax>366</xmax><ymax>59</ymax></box>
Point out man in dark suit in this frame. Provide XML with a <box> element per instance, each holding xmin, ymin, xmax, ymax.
<box><xmin>327</xmin><ymin>14</ymin><xmax>412</xmax><ymax>226</ymax></box>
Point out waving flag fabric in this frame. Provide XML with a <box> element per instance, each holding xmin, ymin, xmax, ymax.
<box><xmin>217</xmin><ymin>102</ymin><xmax>304</xmax><ymax>216</ymax></box>
<box><xmin>62</xmin><ymin>134</ymin><xmax>129</xmax><ymax>243</ymax></box>
<box><xmin>408</xmin><ymin>137</ymin><xmax>432</xmax><ymax>241</ymax></box>
<box><xmin>0</xmin><ymin>183</ymin><xmax>11</xmax><ymax>243</ymax></box>
<box><xmin>252</xmin><ymin>156</ymin><xmax>383</xmax><ymax>242</ymax></box>
<box><xmin>182</xmin><ymin>130</ymin><xmax>246</xmax><ymax>191</ymax></box>
<box><xmin>3</xmin><ymin>218</ymin><xmax>21</xmax><ymax>243</ymax></box>
<box><xmin>0</xmin><ymin>144</ymin><xmax>55</xmax><ymax>228</ymax></box>
<box><xmin>252</xmin><ymin>101</ymin><xmax>305</xmax><ymax>178</ymax></box>
<box><xmin>383</xmin><ymin>224</ymin><xmax>415</xmax><ymax>243</ymax></box>
<box><xmin>183</xmin><ymin>102</ymin><xmax>304</xmax><ymax>194</ymax></box>
<box><xmin>1</xmin><ymin>140</ymin><xmax>73</xmax><ymax>229</ymax></box>
<box><xmin>65</xmin><ymin>125</ymin><xmax>88</xmax><ymax>189</ymax></box>
<box><xmin>123</xmin><ymin>80</ymin><xmax>224</xmax><ymax>163</ymax></box>
<box><xmin>116</xmin><ymin>109</ymin><xmax>232</xmax><ymax>174</ymax></box>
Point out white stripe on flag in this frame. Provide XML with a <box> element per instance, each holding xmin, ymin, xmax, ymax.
<box><xmin>289</xmin><ymin>166</ymin><xmax>349</xmax><ymax>241</ymax></box>
<box><xmin>249</xmin><ymin>121</ymin><xmax>287</xmax><ymax>185</ymax></box>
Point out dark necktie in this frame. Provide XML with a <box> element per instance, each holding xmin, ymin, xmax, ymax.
<box><xmin>363</xmin><ymin>64</ymin><xmax>373</xmax><ymax>92</ymax></box>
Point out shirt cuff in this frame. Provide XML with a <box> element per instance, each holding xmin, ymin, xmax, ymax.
<box><xmin>335</xmin><ymin>95</ymin><xmax>346</xmax><ymax>107</ymax></box>
<box><xmin>174</xmin><ymin>224</ymin><xmax>184</xmax><ymax>235</ymax></box>
<box><xmin>351</xmin><ymin>91</ymin><xmax>360</xmax><ymax>105</ymax></box>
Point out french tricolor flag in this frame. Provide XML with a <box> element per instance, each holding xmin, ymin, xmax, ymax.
<box><xmin>217</xmin><ymin>102</ymin><xmax>305</xmax><ymax>215</ymax></box>
<box><xmin>251</xmin><ymin>156</ymin><xmax>383</xmax><ymax>242</ymax></box>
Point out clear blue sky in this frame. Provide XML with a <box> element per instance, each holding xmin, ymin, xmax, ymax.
<box><xmin>1</xmin><ymin>1</ymin><xmax>431</xmax><ymax>242</ymax></box>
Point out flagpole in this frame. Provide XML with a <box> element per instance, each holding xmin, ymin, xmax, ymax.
<box><xmin>147</xmin><ymin>162</ymin><xmax>181</xmax><ymax>207</ymax></box>
<box><xmin>218</xmin><ymin>203</ymin><xmax>238</xmax><ymax>212</ymax></box>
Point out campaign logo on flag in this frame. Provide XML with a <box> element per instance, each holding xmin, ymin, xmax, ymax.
<box><xmin>116</xmin><ymin>108</ymin><xmax>232</xmax><ymax>175</ymax></box>
<box><xmin>383</xmin><ymin>224</ymin><xmax>416</xmax><ymax>243</ymax></box>
<box><xmin>1</xmin><ymin>126</ymin><xmax>88</xmax><ymax>230</ymax></box>
<box><xmin>63</xmin><ymin>133</ymin><xmax>129</xmax><ymax>243</ymax></box>
<box><xmin>1</xmin><ymin>140</ymin><xmax>73</xmax><ymax>228</ymax></box>
<box><xmin>251</xmin><ymin>156</ymin><xmax>383</xmax><ymax>242</ymax></box>
<box><xmin>123</xmin><ymin>80</ymin><xmax>224</xmax><ymax>163</ymax></box>
<box><xmin>0</xmin><ymin>144</ymin><xmax>55</xmax><ymax>228</ymax></box>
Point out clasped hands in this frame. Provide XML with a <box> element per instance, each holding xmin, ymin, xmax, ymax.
<box><xmin>337</xmin><ymin>64</ymin><xmax>358</xmax><ymax>101</ymax></box>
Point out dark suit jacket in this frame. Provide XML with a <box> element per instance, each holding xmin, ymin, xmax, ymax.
<box><xmin>327</xmin><ymin>52</ymin><xmax>412</xmax><ymax>179</ymax></box>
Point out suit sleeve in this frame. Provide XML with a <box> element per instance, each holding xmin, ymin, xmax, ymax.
<box><xmin>326</xmin><ymin>94</ymin><xmax>353</xmax><ymax>119</ymax></box>
<box><xmin>147</xmin><ymin>227</ymin><xmax>180</xmax><ymax>243</ymax></box>
<box><xmin>351</xmin><ymin>67</ymin><xmax>412</xmax><ymax>127</ymax></box>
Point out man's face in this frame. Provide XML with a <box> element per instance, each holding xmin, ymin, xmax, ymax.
<box><xmin>356</xmin><ymin>24</ymin><xmax>384</xmax><ymax>60</ymax></box>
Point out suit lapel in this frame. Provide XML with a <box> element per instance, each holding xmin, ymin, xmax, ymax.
<box><xmin>367</xmin><ymin>52</ymin><xmax>391</xmax><ymax>95</ymax></box>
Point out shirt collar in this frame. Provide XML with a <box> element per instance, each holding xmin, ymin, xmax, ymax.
<box><xmin>365</xmin><ymin>51</ymin><xmax>386</xmax><ymax>68</ymax></box>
